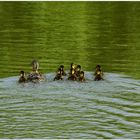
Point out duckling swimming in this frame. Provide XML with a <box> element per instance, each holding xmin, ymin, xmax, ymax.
<box><xmin>94</xmin><ymin>65</ymin><xmax>104</xmax><ymax>81</ymax></box>
<box><xmin>54</xmin><ymin>65</ymin><xmax>67</xmax><ymax>80</ymax></box>
<box><xmin>69</xmin><ymin>63</ymin><xmax>76</xmax><ymax>75</ymax></box>
<box><xmin>68</xmin><ymin>69</ymin><xmax>77</xmax><ymax>81</ymax></box>
<box><xmin>68</xmin><ymin>63</ymin><xmax>77</xmax><ymax>81</ymax></box>
<box><xmin>79</xmin><ymin>71</ymin><xmax>85</xmax><ymax>82</ymax></box>
<box><xmin>75</xmin><ymin>64</ymin><xmax>81</xmax><ymax>77</ymax></box>
<box><xmin>59</xmin><ymin>65</ymin><xmax>66</xmax><ymax>76</ymax></box>
<box><xmin>54</xmin><ymin>68</ymin><xmax>63</xmax><ymax>81</ymax></box>
<box><xmin>18</xmin><ymin>71</ymin><xmax>26</xmax><ymax>83</ymax></box>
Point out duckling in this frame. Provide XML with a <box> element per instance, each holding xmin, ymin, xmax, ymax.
<box><xmin>68</xmin><ymin>63</ymin><xmax>77</xmax><ymax>80</ymax></box>
<box><xmin>18</xmin><ymin>71</ymin><xmax>26</xmax><ymax>83</ymax></box>
<box><xmin>94</xmin><ymin>65</ymin><xmax>104</xmax><ymax>81</ymax></box>
<box><xmin>54</xmin><ymin>68</ymin><xmax>63</xmax><ymax>81</ymax></box>
<box><xmin>59</xmin><ymin>65</ymin><xmax>66</xmax><ymax>76</ymax></box>
<box><xmin>68</xmin><ymin>69</ymin><xmax>77</xmax><ymax>81</ymax></box>
<box><xmin>69</xmin><ymin>63</ymin><xmax>76</xmax><ymax>75</ymax></box>
<box><xmin>79</xmin><ymin>71</ymin><xmax>85</xmax><ymax>82</ymax></box>
<box><xmin>75</xmin><ymin>64</ymin><xmax>81</xmax><ymax>77</ymax></box>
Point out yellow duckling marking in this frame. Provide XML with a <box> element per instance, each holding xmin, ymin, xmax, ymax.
<box><xmin>72</xmin><ymin>64</ymin><xmax>76</xmax><ymax>69</ymax></box>
<box><xmin>72</xmin><ymin>69</ymin><xmax>75</xmax><ymax>75</ymax></box>
<box><xmin>97</xmin><ymin>71</ymin><xmax>101</xmax><ymax>75</ymax></box>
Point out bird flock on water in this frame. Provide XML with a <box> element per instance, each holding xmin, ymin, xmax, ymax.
<box><xmin>18</xmin><ymin>60</ymin><xmax>104</xmax><ymax>83</ymax></box>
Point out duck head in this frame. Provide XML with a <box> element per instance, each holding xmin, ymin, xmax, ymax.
<box><xmin>76</xmin><ymin>65</ymin><xmax>81</xmax><ymax>71</ymax></box>
<box><xmin>95</xmin><ymin>65</ymin><xmax>101</xmax><ymax>71</ymax></box>
<box><xmin>20</xmin><ymin>70</ymin><xmax>25</xmax><ymax>77</ymax></box>
<box><xmin>71</xmin><ymin>63</ymin><xmax>76</xmax><ymax>69</ymax></box>
<box><xmin>60</xmin><ymin>65</ymin><xmax>64</xmax><ymax>70</ymax></box>
<box><xmin>31</xmin><ymin>59</ymin><xmax>39</xmax><ymax>72</ymax></box>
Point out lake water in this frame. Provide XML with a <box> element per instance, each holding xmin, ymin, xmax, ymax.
<box><xmin>0</xmin><ymin>2</ymin><xmax>140</xmax><ymax>139</ymax></box>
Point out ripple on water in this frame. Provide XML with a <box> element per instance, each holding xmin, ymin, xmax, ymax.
<box><xmin>0</xmin><ymin>72</ymin><xmax>140</xmax><ymax>139</ymax></box>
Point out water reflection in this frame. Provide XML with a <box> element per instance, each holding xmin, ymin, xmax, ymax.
<box><xmin>0</xmin><ymin>2</ymin><xmax>140</xmax><ymax>79</ymax></box>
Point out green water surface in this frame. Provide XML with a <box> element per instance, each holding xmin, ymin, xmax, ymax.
<box><xmin>0</xmin><ymin>2</ymin><xmax>140</xmax><ymax>139</ymax></box>
<box><xmin>0</xmin><ymin>2</ymin><xmax>140</xmax><ymax>78</ymax></box>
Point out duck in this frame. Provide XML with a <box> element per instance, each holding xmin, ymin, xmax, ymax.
<box><xmin>94</xmin><ymin>65</ymin><xmax>104</xmax><ymax>81</ymax></box>
<box><xmin>27</xmin><ymin>60</ymin><xmax>45</xmax><ymax>83</ymax></box>
<box><xmin>79</xmin><ymin>71</ymin><xmax>85</xmax><ymax>82</ymax></box>
<box><xmin>68</xmin><ymin>63</ymin><xmax>77</xmax><ymax>81</ymax></box>
<box><xmin>18</xmin><ymin>71</ymin><xmax>27</xmax><ymax>83</ymax></box>
<box><xmin>75</xmin><ymin>64</ymin><xmax>81</xmax><ymax>77</ymax></box>
<box><xmin>68</xmin><ymin>69</ymin><xmax>77</xmax><ymax>81</ymax></box>
<box><xmin>59</xmin><ymin>65</ymin><xmax>67</xmax><ymax>76</ymax></box>
<box><xmin>69</xmin><ymin>63</ymin><xmax>76</xmax><ymax>74</ymax></box>
<box><xmin>54</xmin><ymin>68</ymin><xmax>63</xmax><ymax>81</ymax></box>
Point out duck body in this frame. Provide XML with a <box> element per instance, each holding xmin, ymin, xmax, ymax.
<box><xmin>60</xmin><ymin>65</ymin><xmax>67</xmax><ymax>76</ymax></box>
<box><xmin>78</xmin><ymin>71</ymin><xmax>85</xmax><ymax>82</ymax></box>
<box><xmin>94</xmin><ymin>65</ymin><xmax>104</xmax><ymax>81</ymax></box>
<box><xmin>54</xmin><ymin>68</ymin><xmax>63</xmax><ymax>81</ymax></box>
<box><xmin>75</xmin><ymin>65</ymin><xmax>81</xmax><ymax>77</ymax></box>
<box><xmin>94</xmin><ymin>71</ymin><xmax>103</xmax><ymax>81</ymax></box>
<box><xmin>68</xmin><ymin>73</ymin><xmax>77</xmax><ymax>81</ymax></box>
<box><xmin>18</xmin><ymin>76</ymin><xmax>26</xmax><ymax>83</ymax></box>
<box><xmin>27</xmin><ymin>72</ymin><xmax>45</xmax><ymax>83</ymax></box>
<box><xmin>18</xmin><ymin>71</ymin><xmax>27</xmax><ymax>83</ymax></box>
<box><xmin>54</xmin><ymin>74</ymin><xmax>63</xmax><ymax>80</ymax></box>
<box><xmin>68</xmin><ymin>63</ymin><xmax>77</xmax><ymax>81</ymax></box>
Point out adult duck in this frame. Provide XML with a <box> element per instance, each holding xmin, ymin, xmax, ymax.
<box><xmin>27</xmin><ymin>60</ymin><xmax>46</xmax><ymax>83</ymax></box>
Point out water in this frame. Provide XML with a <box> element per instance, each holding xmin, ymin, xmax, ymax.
<box><xmin>0</xmin><ymin>2</ymin><xmax>140</xmax><ymax>138</ymax></box>
<box><xmin>0</xmin><ymin>2</ymin><xmax>140</xmax><ymax>78</ymax></box>
<box><xmin>0</xmin><ymin>72</ymin><xmax>140</xmax><ymax>138</ymax></box>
